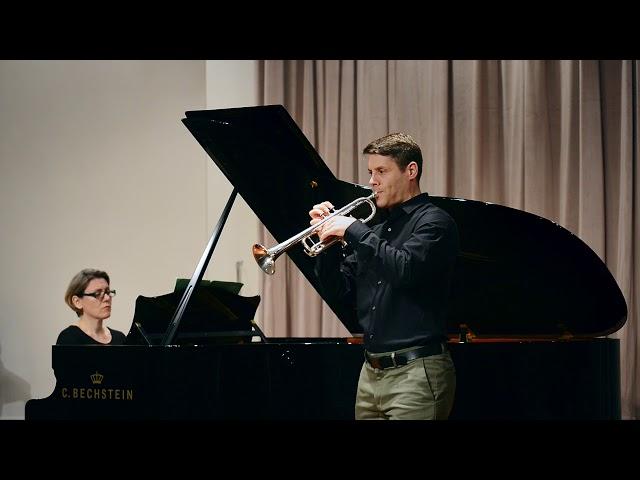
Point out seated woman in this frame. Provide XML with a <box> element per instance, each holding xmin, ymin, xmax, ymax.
<box><xmin>57</xmin><ymin>268</ymin><xmax>126</xmax><ymax>345</ymax></box>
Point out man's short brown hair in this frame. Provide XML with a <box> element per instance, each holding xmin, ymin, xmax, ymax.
<box><xmin>363</xmin><ymin>133</ymin><xmax>423</xmax><ymax>181</ymax></box>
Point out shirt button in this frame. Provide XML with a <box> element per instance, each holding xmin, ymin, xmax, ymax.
<box><xmin>377</xmin><ymin>280</ymin><xmax>382</xmax><ymax>285</ymax></box>
<box><xmin>372</xmin><ymin>306</ymin><xmax>376</xmax><ymax>311</ymax></box>
<box><xmin>387</xmin><ymin>227</ymin><xmax>392</xmax><ymax>232</ymax></box>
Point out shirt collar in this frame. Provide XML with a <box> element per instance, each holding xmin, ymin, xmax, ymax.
<box><xmin>388</xmin><ymin>192</ymin><xmax>430</xmax><ymax>218</ymax></box>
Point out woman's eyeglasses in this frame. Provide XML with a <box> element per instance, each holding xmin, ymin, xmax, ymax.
<box><xmin>79</xmin><ymin>289</ymin><xmax>116</xmax><ymax>300</ymax></box>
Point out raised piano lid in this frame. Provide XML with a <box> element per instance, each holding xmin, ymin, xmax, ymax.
<box><xmin>182</xmin><ymin>105</ymin><xmax>627</xmax><ymax>339</ymax></box>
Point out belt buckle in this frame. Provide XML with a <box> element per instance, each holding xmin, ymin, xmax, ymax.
<box><xmin>367</xmin><ymin>351</ymin><xmax>399</xmax><ymax>370</ymax></box>
<box><xmin>390</xmin><ymin>351</ymin><xmax>397</xmax><ymax>368</ymax></box>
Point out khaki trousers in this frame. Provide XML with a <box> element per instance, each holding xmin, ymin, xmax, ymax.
<box><xmin>355</xmin><ymin>350</ymin><xmax>456</xmax><ymax>420</ymax></box>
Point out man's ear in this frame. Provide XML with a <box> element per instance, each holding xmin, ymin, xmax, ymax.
<box><xmin>407</xmin><ymin>161</ymin><xmax>418</xmax><ymax>180</ymax></box>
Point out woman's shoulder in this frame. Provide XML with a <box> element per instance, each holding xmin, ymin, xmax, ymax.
<box><xmin>107</xmin><ymin>327</ymin><xmax>127</xmax><ymax>345</ymax></box>
<box><xmin>56</xmin><ymin>325</ymin><xmax>87</xmax><ymax>345</ymax></box>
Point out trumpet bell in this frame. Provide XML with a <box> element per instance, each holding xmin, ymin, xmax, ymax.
<box><xmin>253</xmin><ymin>243</ymin><xmax>275</xmax><ymax>275</ymax></box>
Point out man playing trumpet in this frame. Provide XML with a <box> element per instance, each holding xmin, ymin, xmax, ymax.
<box><xmin>310</xmin><ymin>133</ymin><xmax>460</xmax><ymax>420</ymax></box>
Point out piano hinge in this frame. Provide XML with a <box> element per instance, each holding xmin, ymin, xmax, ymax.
<box><xmin>557</xmin><ymin>322</ymin><xmax>574</xmax><ymax>340</ymax></box>
<box><xmin>558</xmin><ymin>331</ymin><xmax>574</xmax><ymax>340</ymax></box>
<box><xmin>459</xmin><ymin>324</ymin><xmax>476</xmax><ymax>343</ymax></box>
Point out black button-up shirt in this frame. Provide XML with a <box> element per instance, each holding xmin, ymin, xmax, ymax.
<box><xmin>315</xmin><ymin>193</ymin><xmax>459</xmax><ymax>353</ymax></box>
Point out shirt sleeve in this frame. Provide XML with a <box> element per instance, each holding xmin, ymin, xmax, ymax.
<box><xmin>313</xmin><ymin>241</ymin><xmax>358</xmax><ymax>305</ymax></box>
<box><xmin>343</xmin><ymin>212</ymin><xmax>456</xmax><ymax>288</ymax></box>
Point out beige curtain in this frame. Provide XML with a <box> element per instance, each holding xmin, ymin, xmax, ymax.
<box><xmin>257</xmin><ymin>60</ymin><xmax>639</xmax><ymax>419</ymax></box>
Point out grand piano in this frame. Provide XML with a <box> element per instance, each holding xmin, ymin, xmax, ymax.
<box><xmin>25</xmin><ymin>105</ymin><xmax>627</xmax><ymax>420</ymax></box>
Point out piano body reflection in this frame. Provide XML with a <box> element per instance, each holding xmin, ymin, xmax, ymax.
<box><xmin>26</xmin><ymin>106</ymin><xmax>627</xmax><ymax>420</ymax></box>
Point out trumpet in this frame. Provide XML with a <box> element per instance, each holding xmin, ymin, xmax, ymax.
<box><xmin>252</xmin><ymin>192</ymin><xmax>377</xmax><ymax>275</ymax></box>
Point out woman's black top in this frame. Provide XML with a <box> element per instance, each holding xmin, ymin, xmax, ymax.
<box><xmin>56</xmin><ymin>325</ymin><xmax>126</xmax><ymax>345</ymax></box>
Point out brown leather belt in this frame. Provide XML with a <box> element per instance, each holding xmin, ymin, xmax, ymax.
<box><xmin>365</xmin><ymin>343</ymin><xmax>447</xmax><ymax>370</ymax></box>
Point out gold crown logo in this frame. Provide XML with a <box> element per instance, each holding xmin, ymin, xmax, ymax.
<box><xmin>90</xmin><ymin>371</ymin><xmax>104</xmax><ymax>385</ymax></box>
